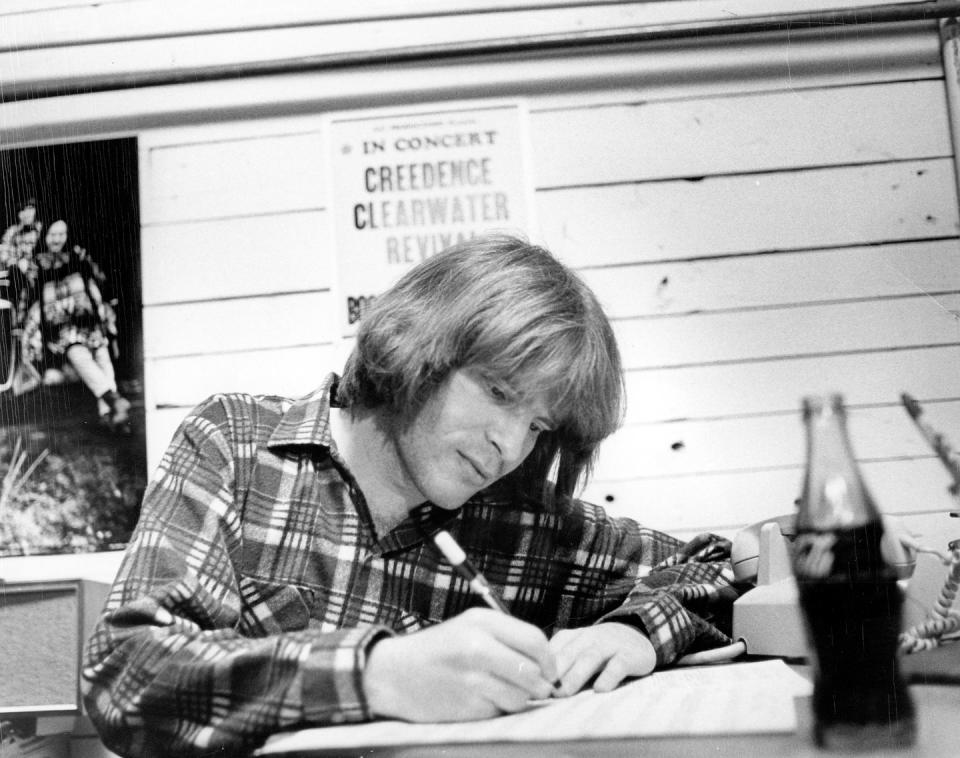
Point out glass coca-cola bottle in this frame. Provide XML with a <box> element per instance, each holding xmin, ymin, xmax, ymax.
<box><xmin>792</xmin><ymin>394</ymin><xmax>915</xmax><ymax>749</ymax></box>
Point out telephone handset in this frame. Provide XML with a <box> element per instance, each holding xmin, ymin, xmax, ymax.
<box><xmin>731</xmin><ymin>513</ymin><xmax>917</xmax><ymax>585</ymax></box>
<box><xmin>731</xmin><ymin>514</ymin><xmax>797</xmax><ymax>584</ymax></box>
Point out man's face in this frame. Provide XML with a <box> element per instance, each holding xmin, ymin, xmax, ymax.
<box><xmin>18</xmin><ymin>205</ymin><xmax>36</xmax><ymax>225</ymax></box>
<box><xmin>392</xmin><ymin>368</ymin><xmax>554</xmax><ymax>509</ymax></box>
<box><xmin>45</xmin><ymin>222</ymin><xmax>67</xmax><ymax>253</ymax></box>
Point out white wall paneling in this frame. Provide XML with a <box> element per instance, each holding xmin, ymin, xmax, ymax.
<box><xmin>583</xmin><ymin>456</ymin><xmax>958</xmax><ymax>533</ymax></box>
<box><xmin>594</xmin><ymin>401</ymin><xmax>960</xmax><ymax>483</ymax></box>
<box><xmin>531</xmin><ymin>80</ymin><xmax>953</xmax><ymax>187</ymax></box>
<box><xmin>141</xmin><ymin>211</ymin><xmax>331</xmax><ymax>305</ymax></box>
<box><xmin>142</xmin><ymin>291</ymin><xmax>335</xmax><ymax>358</ymax></box>
<box><xmin>1</xmin><ymin>4</ymin><xmax>947</xmax><ymax>535</ymax></box>
<box><xmin>621</xmin><ymin>345</ymin><xmax>960</xmax><ymax>424</ymax></box>
<box><xmin>540</xmin><ymin>159</ymin><xmax>959</xmax><ymax>266</ymax></box>
<box><xmin>614</xmin><ymin>295</ymin><xmax>960</xmax><ymax>370</ymax></box>
<box><xmin>140</xmin><ymin>130</ymin><xmax>327</xmax><ymax>224</ymax></box>
<box><xmin>146</xmin><ymin>344</ymin><xmax>340</xmax><ymax>409</ymax></box>
<box><xmin>581</xmin><ymin>241</ymin><xmax>960</xmax><ymax>320</ymax></box>
<box><xmin>129</xmin><ymin>18</ymin><xmax>959</xmax><ymax>537</ymax></box>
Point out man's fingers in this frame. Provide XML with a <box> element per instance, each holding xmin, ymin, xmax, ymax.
<box><xmin>365</xmin><ymin>618</ymin><xmax>556</xmax><ymax>722</ymax></box>
<box><xmin>555</xmin><ymin>648</ymin><xmax>607</xmax><ymax>695</ymax></box>
<box><xmin>550</xmin><ymin>624</ymin><xmax>657</xmax><ymax>695</ymax></box>
<box><xmin>592</xmin><ymin>654</ymin><xmax>631</xmax><ymax>693</ymax></box>
<box><xmin>482</xmin><ymin>640</ymin><xmax>555</xmax><ymax>700</ymax></box>
<box><xmin>467</xmin><ymin>609</ymin><xmax>559</xmax><ymax>685</ymax></box>
<box><xmin>551</xmin><ymin>629</ymin><xmax>594</xmax><ymax>682</ymax></box>
<box><xmin>481</xmin><ymin>671</ymin><xmax>547</xmax><ymax>714</ymax></box>
<box><xmin>547</xmin><ymin>627</ymin><xmax>580</xmax><ymax>660</ymax></box>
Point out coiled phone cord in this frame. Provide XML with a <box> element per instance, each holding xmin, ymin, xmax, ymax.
<box><xmin>899</xmin><ymin>545</ymin><xmax>960</xmax><ymax>654</ymax></box>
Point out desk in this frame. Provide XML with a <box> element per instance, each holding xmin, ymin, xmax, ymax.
<box><xmin>263</xmin><ymin>680</ymin><xmax>957</xmax><ymax>758</ymax></box>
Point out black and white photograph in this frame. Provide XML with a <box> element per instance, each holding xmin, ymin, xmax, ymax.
<box><xmin>1</xmin><ymin>2</ymin><xmax>959</xmax><ymax>757</ymax></box>
<box><xmin>0</xmin><ymin>138</ymin><xmax>145</xmax><ymax>557</ymax></box>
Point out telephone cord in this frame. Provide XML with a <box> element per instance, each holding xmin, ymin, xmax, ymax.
<box><xmin>899</xmin><ymin>547</ymin><xmax>960</xmax><ymax>654</ymax></box>
<box><xmin>675</xmin><ymin>639</ymin><xmax>748</xmax><ymax>666</ymax></box>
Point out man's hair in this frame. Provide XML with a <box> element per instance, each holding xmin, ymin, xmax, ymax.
<box><xmin>338</xmin><ymin>233</ymin><xmax>624</xmax><ymax>500</ymax></box>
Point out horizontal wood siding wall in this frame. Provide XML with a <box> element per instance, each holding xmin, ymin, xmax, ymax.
<box><xmin>133</xmin><ymin>19</ymin><xmax>959</xmax><ymax>536</ymax></box>
<box><xmin>0</xmin><ymin>1</ymin><xmax>930</xmax><ymax>97</ymax></box>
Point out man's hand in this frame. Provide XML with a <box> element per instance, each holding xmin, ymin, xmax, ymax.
<box><xmin>549</xmin><ymin>622</ymin><xmax>656</xmax><ymax>696</ymax></box>
<box><xmin>363</xmin><ymin>608</ymin><xmax>559</xmax><ymax>722</ymax></box>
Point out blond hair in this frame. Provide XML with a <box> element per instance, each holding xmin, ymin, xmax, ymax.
<box><xmin>338</xmin><ymin>233</ymin><xmax>624</xmax><ymax>499</ymax></box>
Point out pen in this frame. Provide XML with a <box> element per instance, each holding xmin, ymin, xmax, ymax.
<box><xmin>432</xmin><ymin>529</ymin><xmax>510</xmax><ymax>613</ymax></box>
<box><xmin>901</xmin><ymin>393</ymin><xmax>960</xmax><ymax>496</ymax></box>
<box><xmin>431</xmin><ymin>529</ymin><xmax>563</xmax><ymax>689</ymax></box>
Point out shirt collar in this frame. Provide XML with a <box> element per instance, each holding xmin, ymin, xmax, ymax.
<box><xmin>376</xmin><ymin>502</ymin><xmax>462</xmax><ymax>556</ymax></box>
<box><xmin>267</xmin><ymin>373</ymin><xmax>339</xmax><ymax>449</ymax></box>
<box><xmin>264</xmin><ymin>374</ymin><xmax>487</xmax><ymax>552</ymax></box>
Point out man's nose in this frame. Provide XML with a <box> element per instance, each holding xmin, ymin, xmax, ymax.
<box><xmin>488</xmin><ymin>411</ymin><xmax>531</xmax><ymax>468</ymax></box>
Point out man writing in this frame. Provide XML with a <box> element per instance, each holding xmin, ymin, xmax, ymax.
<box><xmin>82</xmin><ymin>234</ymin><xmax>739</xmax><ymax>757</ymax></box>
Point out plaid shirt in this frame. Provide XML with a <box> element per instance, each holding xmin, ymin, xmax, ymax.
<box><xmin>82</xmin><ymin>375</ymin><xmax>740</xmax><ymax>757</ymax></box>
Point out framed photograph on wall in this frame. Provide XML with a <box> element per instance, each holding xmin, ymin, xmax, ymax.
<box><xmin>0</xmin><ymin>137</ymin><xmax>145</xmax><ymax>557</ymax></box>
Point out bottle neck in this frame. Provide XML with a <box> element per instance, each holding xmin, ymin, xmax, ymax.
<box><xmin>798</xmin><ymin>399</ymin><xmax>880</xmax><ymax>531</ymax></box>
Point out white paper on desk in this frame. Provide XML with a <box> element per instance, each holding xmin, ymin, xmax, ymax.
<box><xmin>258</xmin><ymin>660</ymin><xmax>812</xmax><ymax>754</ymax></box>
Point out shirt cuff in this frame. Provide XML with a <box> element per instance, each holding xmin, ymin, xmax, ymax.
<box><xmin>599</xmin><ymin>593</ymin><xmax>697</xmax><ymax>667</ymax></box>
<box><xmin>301</xmin><ymin>625</ymin><xmax>394</xmax><ymax>725</ymax></box>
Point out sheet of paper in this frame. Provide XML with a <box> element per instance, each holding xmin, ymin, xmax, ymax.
<box><xmin>258</xmin><ymin>660</ymin><xmax>812</xmax><ymax>754</ymax></box>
